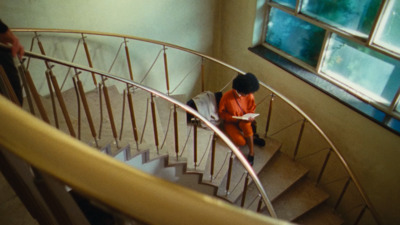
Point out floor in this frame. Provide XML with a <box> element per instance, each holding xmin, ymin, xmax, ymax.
<box><xmin>0</xmin><ymin>172</ymin><xmax>38</xmax><ymax>225</ymax></box>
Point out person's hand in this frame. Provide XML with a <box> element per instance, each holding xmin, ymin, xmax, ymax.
<box><xmin>0</xmin><ymin>29</ymin><xmax>24</xmax><ymax>60</ymax></box>
<box><xmin>248</xmin><ymin>117</ymin><xmax>255</xmax><ymax>122</ymax></box>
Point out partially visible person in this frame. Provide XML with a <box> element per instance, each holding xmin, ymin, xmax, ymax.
<box><xmin>0</xmin><ymin>19</ymin><xmax>24</xmax><ymax>104</ymax></box>
<box><xmin>218</xmin><ymin>73</ymin><xmax>260</xmax><ymax>166</ymax></box>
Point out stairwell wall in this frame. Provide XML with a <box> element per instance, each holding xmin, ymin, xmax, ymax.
<box><xmin>0</xmin><ymin>0</ymin><xmax>217</xmax><ymax>97</ymax></box>
<box><xmin>208</xmin><ymin>0</ymin><xmax>400</xmax><ymax>224</ymax></box>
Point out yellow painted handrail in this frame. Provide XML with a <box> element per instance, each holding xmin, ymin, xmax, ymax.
<box><xmin>0</xmin><ymin>95</ymin><xmax>289</xmax><ymax>225</ymax></box>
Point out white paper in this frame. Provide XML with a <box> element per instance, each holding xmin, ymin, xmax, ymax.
<box><xmin>232</xmin><ymin>113</ymin><xmax>259</xmax><ymax>120</ymax></box>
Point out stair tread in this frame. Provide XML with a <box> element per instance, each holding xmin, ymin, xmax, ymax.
<box><xmin>260</xmin><ymin>152</ymin><xmax>309</xmax><ymax>201</ymax></box>
<box><xmin>272</xmin><ymin>178</ymin><xmax>330</xmax><ymax>221</ymax></box>
<box><xmin>217</xmin><ymin>137</ymin><xmax>281</xmax><ymax>202</ymax></box>
<box><xmin>294</xmin><ymin>203</ymin><xmax>344</xmax><ymax>225</ymax></box>
<box><xmin>239</xmin><ymin>151</ymin><xmax>309</xmax><ymax>211</ymax></box>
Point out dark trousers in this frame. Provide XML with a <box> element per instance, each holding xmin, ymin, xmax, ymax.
<box><xmin>0</xmin><ymin>49</ymin><xmax>22</xmax><ymax>104</ymax></box>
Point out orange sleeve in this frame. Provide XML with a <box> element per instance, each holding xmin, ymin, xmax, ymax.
<box><xmin>219</xmin><ymin>90</ymin><xmax>256</xmax><ymax>123</ymax></box>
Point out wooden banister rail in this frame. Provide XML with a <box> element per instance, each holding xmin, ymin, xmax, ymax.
<box><xmin>18</xmin><ymin>64</ymin><xmax>50</xmax><ymax>123</ymax></box>
<box><xmin>0</xmin><ymin>95</ymin><xmax>287</xmax><ymax>225</ymax></box>
<box><xmin>0</xmin><ymin>66</ymin><xmax>20</xmax><ymax>105</ymax></box>
<box><xmin>173</xmin><ymin>105</ymin><xmax>180</xmax><ymax>159</ymax></box>
<box><xmin>81</xmin><ymin>34</ymin><xmax>97</xmax><ymax>86</ymax></box>
<box><xmin>124</xmin><ymin>38</ymin><xmax>134</xmax><ymax>81</ymax></box>
<box><xmin>48</xmin><ymin>70</ymin><xmax>76</xmax><ymax>137</ymax></box>
<box><xmin>150</xmin><ymin>93</ymin><xmax>160</xmax><ymax>153</ymax></box>
<box><xmin>101</xmin><ymin>81</ymin><xmax>119</xmax><ymax>145</ymax></box>
<box><xmin>126</xmin><ymin>86</ymin><xmax>140</xmax><ymax>149</ymax></box>
<box><xmin>163</xmin><ymin>46</ymin><xmax>171</xmax><ymax>95</ymax></box>
<box><xmin>14</xmin><ymin>49</ymin><xmax>276</xmax><ymax>218</ymax></box>
<box><xmin>75</xmin><ymin>76</ymin><xmax>98</xmax><ymax>145</ymax></box>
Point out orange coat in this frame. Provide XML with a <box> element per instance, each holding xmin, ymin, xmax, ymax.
<box><xmin>218</xmin><ymin>89</ymin><xmax>255</xmax><ymax>146</ymax></box>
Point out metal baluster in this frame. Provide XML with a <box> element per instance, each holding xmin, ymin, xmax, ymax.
<box><xmin>18</xmin><ymin>64</ymin><xmax>49</xmax><ymax>123</ymax></box>
<box><xmin>0</xmin><ymin>66</ymin><xmax>20</xmax><ymax>105</ymax></box>
<box><xmin>193</xmin><ymin>119</ymin><xmax>198</xmax><ymax>169</ymax></box>
<box><xmin>163</xmin><ymin>46</ymin><xmax>170</xmax><ymax>95</ymax></box>
<box><xmin>353</xmin><ymin>205</ymin><xmax>368</xmax><ymax>225</ymax></box>
<box><xmin>225</xmin><ymin>152</ymin><xmax>235</xmax><ymax>195</ymax></box>
<box><xmin>102</xmin><ymin>78</ymin><xmax>119</xmax><ymax>147</ymax></box>
<box><xmin>293</xmin><ymin>118</ymin><xmax>306</xmax><ymax>160</ymax></box>
<box><xmin>174</xmin><ymin>105</ymin><xmax>179</xmax><ymax>160</ymax></box>
<box><xmin>316</xmin><ymin>149</ymin><xmax>332</xmax><ymax>185</ymax></box>
<box><xmin>210</xmin><ymin>134</ymin><xmax>217</xmax><ymax>181</ymax></box>
<box><xmin>75</xmin><ymin>72</ymin><xmax>98</xmax><ymax>147</ymax></box>
<box><xmin>48</xmin><ymin>70</ymin><xmax>76</xmax><ymax>137</ymax></box>
<box><xmin>257</xmin><ymin>194</ymin><xmax>263</xmax><ymax>212</ymax></box>
<box><xmin>124</xmin><ymin>38</ymin><xmax>134</xmax><ymax>81</ymax></box>
<box><xmin>17</xmin><ymin>63</ymin><xmax>35</xmax><ymax>114</ymax></box>
<box><xmin>335</xmin><ymin>178</ymin><xmax>351</xmax><ymax>210</ymax></box>
<box><xmin>72</xmin><ymin>76</ymin><xmax>81</xmax><ymax>140</ymax></box>
<box><xmin>127</xmin><ymin>86</ymin><xmax>139</xmax><ymax>150</ymax></box>
<box><xmin>119</xmin><ymin>89</ymin><xmax>127</xmax><ymax>141</ymax></box>
<box><xmin>81</xmin><ymin>33</ymin><xmax>97</xmax><ymax>86</ymax></box>
<box><xmin>150</xmin><ymin>94</ymin><xmax>159</xmax><ymax>154</ymax></box>
<box><xmin>45</xmin><ymin>70</ymin><xmax>59</xmax><ymax>129</ymax></box>
<box><xmin>240</xmin><ymin>172</ymin><xmax>250</xmax><ymax>207</ymax></box>
<box><xmin>265</xmin><ymin>93</ymin><xmax>274</xmax><ymax>137</ymax></box>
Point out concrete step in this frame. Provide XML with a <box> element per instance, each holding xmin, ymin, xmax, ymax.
<box><xmin>238</xmin><ymin>151</ymin><xmax>309</xmax><ymax>212</ymax></box>
<box><xmin>294</xmin><ymin>203</ymin><xmax>344</xmax><ymax>225</ymax></box>
<box><xmin>272</xmin><ymin>178</ymin><xmax>330</xmax><ymax>221</ymax></box>
<box><xmin>261</xmin><ymin>152</ymin><xmax>309</xmax><ymax>201</ymax></box>
<box><xmin>217</xmin><ymin>138</ymin><xmax>281</xmax><ymax>203</ymax></box>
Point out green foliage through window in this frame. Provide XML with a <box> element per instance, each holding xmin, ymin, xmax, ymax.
<box><xmin>263</xmin><ymin>0</ymin><xmax>400</xmax><ymax>113</ymax></box>
<box><xmin>266</xmin><ymin>8</ymin><xmax>325</xmax><ymax>67</ymax></box>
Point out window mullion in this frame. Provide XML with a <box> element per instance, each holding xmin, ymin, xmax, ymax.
<box><xmin>261</xmin><ymin>5</ymin><xmax>272</xmax><ymax>48</ymax></box>
<box><xmin>316</xmin><ymin>31</ymin><xmax>331</xmax><ymax>74</ymax></box>
<box><xmin>368</xmin><ymin>0</ymin><xmax>390</xmax><ymax>46</ymax></box>
<box><xmin>295</xmin><ymin>0</ymin><xmax>302</xmax><ymax>15</ymax></box>
<box><xmin>389</xmin><ymin>88</ymin><xmax>400</xmax><ymax>113</ymax></box>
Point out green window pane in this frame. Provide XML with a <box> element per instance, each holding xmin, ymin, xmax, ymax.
<box><xmin>272</xmin><ymin>0</ymin><xmax>296</xmax><ymax>9</ymax></box>
<box><xmin>375</xmin><ymin>0</ymin><xmax>400</xmax><ymax>54</ymax></box>
<box><xmin>301</xmin><ymin>0</ymin><xmax>382</xmax><ymax>35</ymax></box>
<box><xmin>265</xmin><ymin>8</ymin><xmax>325</xmax><ymax>66</ymax></box>
<box><xmin>322</xmin><ymin>34</ymin><xmax>400</xmax><ymax>105</ymax></box>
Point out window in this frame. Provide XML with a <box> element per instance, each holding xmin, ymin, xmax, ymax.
<box><xmin>266</xmin><ymin>8</ymin><xmax>325</xmax><ymax>67</ymax></box>
<box><xmin>257</xmin><ymin>0</ymin><xmax>400</xmax><ymax>133</ymax></box>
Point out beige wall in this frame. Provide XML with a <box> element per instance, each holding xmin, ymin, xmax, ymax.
<box><xmin>0</xmin><ymin>0</ymin><xmax>217</xmax><ymax>96</ymax></box>
<box><xmin>211</xmin><ymin>0</ymin><xmax>400</xmax><ymax>224</ymax></box>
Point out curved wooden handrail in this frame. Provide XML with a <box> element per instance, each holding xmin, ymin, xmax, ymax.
<box><xmin>19</xmin><ymin>49</ymin><xmax>277</xmax><ymax>218</ymax></box>
<box><xmin>13</xmin><ymin>28</ymin><xmax>245</xmax><ymax>74</ymax></box>
<box><xmin>0</xmin><ymin>95</ymin><xmax>288</xmax><ymax>225</ymax></box>
<box><xmin>10</xmin><ymin>28</ymin><xmax>381</xmax><ymax>223</ymax></box>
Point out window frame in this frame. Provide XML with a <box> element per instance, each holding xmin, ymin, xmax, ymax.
<box><xmin>255</xmin><ymin>0</ymin><xmax>400</xmax><ymax>133</ymax></box>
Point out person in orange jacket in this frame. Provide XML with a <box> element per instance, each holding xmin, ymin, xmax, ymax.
<box><xmin>218</xmin><ymin>73</ymin><xmax>259</xmax><ymax>166</ymax></box>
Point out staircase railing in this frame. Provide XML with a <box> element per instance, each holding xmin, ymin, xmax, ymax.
<box><xmin>8</xmin><ymin>47</ymin><xmax>278</xmax><ymax>217</ymax></box>
<box><xmin>0</xmin><ymin>94</ymin><xmax>287</xmax><ymax>225</ymax></box>
<box><xmin>11</xmin><ymin>28</ymin><xmax>381</xmax><ymax>224</ymax></box>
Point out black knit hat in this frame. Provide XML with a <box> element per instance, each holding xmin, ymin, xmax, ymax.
<box><xmin>232</xmin><ymin>73</ymin><xmax>259</xmax><ymax>94</ymax></box>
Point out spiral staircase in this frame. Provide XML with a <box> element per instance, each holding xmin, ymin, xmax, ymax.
<box><xmin>18</xmin><ymin>83</ymin><xmax>342</xmax><ymax>224</ymax></box>
<box><xmin>0</xmin><ymin>29</ymin><xmax>381</xmax><ymax>225</ymax></box>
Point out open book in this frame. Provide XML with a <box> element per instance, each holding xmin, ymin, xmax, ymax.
<box><xmin>232</xmin><ymin>113</ymin><xmax>259</xmax><ymax>121</ymax></box>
